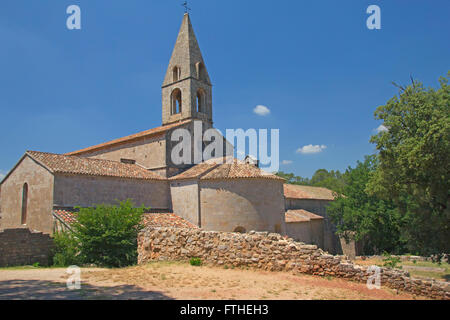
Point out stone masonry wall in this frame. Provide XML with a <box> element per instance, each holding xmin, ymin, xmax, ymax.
<box><xmin>0</xmin><ymin>228</ymin><xmax>54</xmax><ymax>267</ymax></box>
<box><xmin>0</xmin><ymin>155</ymin><xmax>55</xmax><ymax>234</ymax></box>
<box><xmin>138</xmin><ymin>227</ymin><xmax>449</xmax><ymax>300</ymax></box>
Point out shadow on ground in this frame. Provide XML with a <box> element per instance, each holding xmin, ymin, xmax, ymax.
<box><xmin>0</xmin><ymin>279</ymin><xmax>173</xmax><ymax>300</ymax></box>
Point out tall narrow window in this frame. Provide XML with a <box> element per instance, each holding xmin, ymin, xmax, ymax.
<box><xmin>172</xmin><ymin>66</ymin><xmax>180</xmax><ymax>82</ymax></box>
<box><xmin>196</xmin><ymin>89</ymin><xmax>205</xmax><ymax>113</ymax></box>
<box><xmin>21</xmin><ymin>183</ymin><xmax>28</xmax><ymax>225</ymax></box>
<box><xmin>196</xmin><ymin>62</ymin><xmax>205</xmax><ymax>81</ymax></box>
<box><xmin>171</xmin><ymin>88</ymin><xmax>182</xmax><ymax>114</ymax></box>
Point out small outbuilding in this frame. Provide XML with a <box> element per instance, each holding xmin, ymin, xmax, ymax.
<box><xmin>285</xmin><ymin>209</ymin><xmax>324</xmax><ymax>248</ymax></box>
<box><xmin>283</xmin><ymin>184</ymin><xmax>340</xmax><ymax>254</ymax></box>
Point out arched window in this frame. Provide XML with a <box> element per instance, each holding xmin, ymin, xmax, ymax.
<box><xmin>233</xmin><ymin>226</ymin><xmax>246</xmax><ymax>234</ymax></box>
<box><xmin>196</xmin><ymin>89</ymin><xmax>205</xmax><ymax>113</ymax></box>
<box><xmin>171</xmin><ymin>88</ymin><xmax>182</xmax><ymax>114</ymax></box>
<box><xmin>173</xmin><ymin>66</ymin><xmax>180</xmax><ymax>82</ymax></box>
<box><xmin>21</xmin><ymin>183</ymin><xmax>28</xmax><ymax>225</ymax></box>
<box><xmin>196</xmin><ymin>62</ymin><xmax>205</xmax><ymax>81</ymax></box>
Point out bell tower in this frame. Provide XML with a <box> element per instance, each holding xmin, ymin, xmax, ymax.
<box><xmin>162</xmin><ymin>13</ymin><xmax>213</xmax><ymax>127</ymax></box>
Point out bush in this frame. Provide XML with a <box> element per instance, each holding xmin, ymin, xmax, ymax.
<box><xmin>382</xmin><ymin>252</ymin><xmax>402</xmax><ymax>269</ymax></box>
<box><xmin>72</xmin><ymin>200</ymin><xmax>145</xmax><ymax>268</ymax></box>
<box><xmin>52</xmin><ymin>230</ymin><xmax>81</xmax><ymax>267</ymax></box>
<box><xmin>189</xmin><ymin>257</ymin><xmax>202</xmax><ymax>266</ymax></box>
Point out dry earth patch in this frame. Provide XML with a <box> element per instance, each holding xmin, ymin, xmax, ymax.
<box><xmin>0</xmin><ymin>262</ymin><xmax>431</xmax><ymax>300</ymax></box>
<box><xmin>80</xmin><ymin>262</ymin><xmax>427</xmax><ymax>300</ymax></box>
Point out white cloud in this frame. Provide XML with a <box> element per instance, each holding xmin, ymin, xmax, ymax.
<box><xmin>376</xmin><ymin>124</ymin><xmax>389</xmax><ymax>133</ymax></box>
<box><xmin>296</xmin><ymin>144</ymin><xmax>327</xmax><ymax>155</ymax></box>
<box><xmin>253</xmin><ymin>105</ymin><xmax>271</xmax><ymax>116</ymax></box>
<box><xmin>0</xmin><ymin>171</ymin><xmax>6</xmax><ymax>180</ymax></box>
<box><xmin>281</xmin><ymin>160</ymin><xmax>293</xmax><ymax>165</ymax></box>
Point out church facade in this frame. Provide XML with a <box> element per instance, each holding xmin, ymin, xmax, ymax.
<box><xmin>0</xmin><ymin>14</ymin><xmax>340</xmax><ymax>253</ymax></box>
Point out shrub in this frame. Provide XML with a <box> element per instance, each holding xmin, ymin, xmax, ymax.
<box><xmin>52</xmin><ymin>230</ymin><xmax>81</xmax><ymax>267</ymax></box>
<box><xmin>382</xmin><ymin>252</ymin><xmax>402</xmax><ymax>269</ymax></box>
<box><xmin>190</xmin><ymin>257</ymin><xmax>202</xmax><ymax>266</ymax></box>
<box><xmin>72</xmin><ymin>200</ymin><xmax>145</xmax><ymax>268</ymax></box>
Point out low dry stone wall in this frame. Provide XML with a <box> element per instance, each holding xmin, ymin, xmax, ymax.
<box><xmin>138</xmin><ymin>227</ymin><xmax>449</xmax><ymax>300</ymax></box>
<box><xmin>0</xmin><ymin>228</ymin><xmax>54</xmax><ymax>267</ymax></box>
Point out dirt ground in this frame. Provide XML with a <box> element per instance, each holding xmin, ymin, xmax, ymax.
<box><xmin>0</xmin><ymin>262</ymin><xmax>428</xmax><ymax>300</ymax></box>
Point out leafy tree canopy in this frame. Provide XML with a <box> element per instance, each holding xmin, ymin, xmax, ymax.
<box><xmin>276</xmin><ymin>169</ymin><xmax>345</xmax><ymax>192</ymax></box>
<box><xmin>367</xmin><ymin>73</ymin><xmax>450</xmax><ymax>255</ymax></box>
<box><xmin>327</xmin><ymin>155</ymin><xmax>404</xmax><ymax>254</ymax></box>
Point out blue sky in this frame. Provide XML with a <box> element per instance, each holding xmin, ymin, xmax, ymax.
<box><xmin>1</xmin><ymin>0</ymin><xmax>449</xmax><ymax>179</ymax></box>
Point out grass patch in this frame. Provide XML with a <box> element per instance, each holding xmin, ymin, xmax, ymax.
<box><xmin>144</xmin><ymin>261</ymin><xmax>185</xmax><ymax>268</ymax></box>
<box><xmin>189</xmin><ymin>258</ymin><xmax>202</xmax><ymax>267</ymax></box>
<box><xmin>0</xmin><ymin>265</ymin><xmax>61</xmax><ymax>271</ymax></box>
<box><xmin>356</xmin><ymin>258</ymin><xmax>450</xmax><ymax>282</ymax></box>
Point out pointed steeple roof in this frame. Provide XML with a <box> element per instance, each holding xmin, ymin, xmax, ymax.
<box><xmin>162</xmin><ymin>13</ymin><xmax>211</xmax><ymax>86</ymax></box>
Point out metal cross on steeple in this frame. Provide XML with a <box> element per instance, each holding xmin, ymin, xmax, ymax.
<box><xmin>182</xmin><ymin>1</ymin><xmax>191</xmax><ymax>13</ymax></box>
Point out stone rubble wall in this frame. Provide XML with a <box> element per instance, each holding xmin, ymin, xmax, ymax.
<box><xmin>0</xmin><ymin>228</ymin><xmax>54</xmax><ymax>267</ymax></box>
<box><xmin>138</xmin><ymin>227</ymin><xmax>449</xmax><ymax>300</ymax></box>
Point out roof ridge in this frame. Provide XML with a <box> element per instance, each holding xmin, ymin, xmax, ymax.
<box><xmin>66</xmin><ymin>120</ymin><xmax>192</xmax><ymax>156</ymax></box>
<box><xmin>200</xmin><ymin>161</ymin><xmax>284</xmax><ymax>181</ymax></box>
<box><xmin>28</xmin><ymin>150</ymin><xmax>144</xmax><ymax>166</ymax></box>
<box><xmin>290</xmin><ymin>184</ymin><xmax>331</xmax><ymax>190</ymax></box>
<box><xmin>26</xmin><ymin>150</ymin><xmax>165</xmax><ymax>181</ymax></box>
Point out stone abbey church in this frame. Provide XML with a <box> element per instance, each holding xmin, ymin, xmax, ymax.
<box><xmin>0</xmin><ymin>14</ymin><xmax>342</xmax><ymax>254</ymax></box>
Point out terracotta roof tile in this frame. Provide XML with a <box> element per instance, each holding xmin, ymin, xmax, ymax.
<box><xmin>284</xmin><ymin>184</ymin><xmax>335</xmax><ymax>200</ymax></box>
<box><xmin>65</xmin><ymin>120</ymin><xmax>191</xmax><ymax>156</ymax></box>
<box><xmin>169</xmin><ymin>162</ymin><xmax>219</xmax><ymax>180</ymax></box>
<box><xmin>53</xmin><ymin>209</ymin><xmax>78</xmax><ymax>225</ymax></box>
<box><xmin>285</xmin><ymin>209</ymin><xmax>324</xmax><ymax>223</ymax></box>
<box><xmin>142</xmin><ymin>213</ymin><xmax>198</xmax><ymax>229</ymax></box>
<box><xmin>200</xmin><ymin>159</ymin><xmax>285</xmax><ymax>181</ymax></box>
<box><xmin>27</xmin><ymin>151</ymin><xmax>165</xmax><ymax>180</ymax></box>
<box><xmin>52</xmin><ymin>210</ymin><xmax>197</xmax><ymax>229</ymax></box>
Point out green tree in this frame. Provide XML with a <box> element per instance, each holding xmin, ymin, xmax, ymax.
<box><xmin>277</xmin><ymin>169</ymin><xmax>345</xmax><ymax>192</ymax></box>
<box><xmin>327</xmin><ymin>156</ymin><xmax>404</xmax><ymax>254</ymax></box>
<box><xmin>276</xmin><ymin>171</ymin><xmax>310</xmax><ymax>185</ymax></box>
<box><xmin>367</xmin><ymin>73</ymin><xmax>450</xmax><ymax>255</ymax></box>
<box><xmin>310</xmin><ymin>169</ymin><xmax>345</xmax><ymax>192</ymax></box>
<box><xmin>72</xmin><ymin>200</ymin><xmax>145</xmax><ymax>268</ymax></box>
<box><xmin>52</xmin><ymin>230</ymin><xmax>81</xmax><ymax>267</ymax></box>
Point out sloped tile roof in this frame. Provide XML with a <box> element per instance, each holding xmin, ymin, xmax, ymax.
<box><xmin>169</xmin><ymin>162</ymin><xmax>219</xmax><ymax>180</ymax></box>
<box><xmin>52</xmin><ymin>210</ymin><xmax>197</xmax><ymax>229</ymax></box>
<box><xmin>142</xmin><ymin>213</ymin><xmax>198</xmax><ymax>229</ymax></box>
<box><xmin>200</xmin><ymin>160</ymin><xmax>285</xmax><ymax>181</ymax></box>
<box><xmin>285</xmin><ymin>209</ymin><xmax>324</xmax><ymax>223</ymax></box>
<box><xmin>27</xmin><ymin>151</ymin><xmax>165</xmax><ymax>180</ymax></box>
<box><xmin>65</xmin><ymin>120</ymin><xmax>191</xmax><ymax>156</ymax></box>
<box><xmin>53</xmin><ymin>209</ymin><xmax>78</xmax><ymax>225</ymax></box>
<box><xmin>284</xmin><ymin>184</ymin><xmax>335</xmax><ymax>200</ymax></box>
